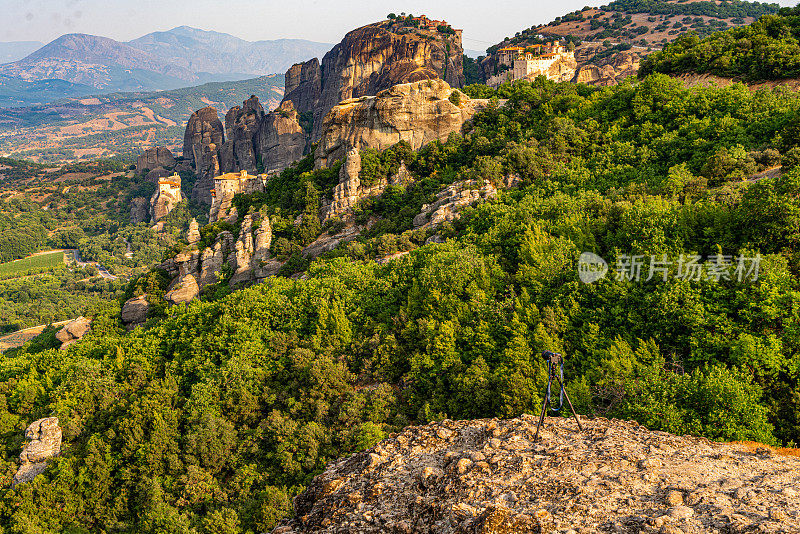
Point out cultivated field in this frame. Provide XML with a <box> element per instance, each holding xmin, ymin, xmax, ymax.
<box><xmin>0</xmin><ymin>249</ymin><xmax>66</xmax><ymax>278</ymax></box>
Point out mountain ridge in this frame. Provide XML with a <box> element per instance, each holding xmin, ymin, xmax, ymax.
<box><xmin>0</xmin><ymin>27</ymin><xmax>331</xmax><ymax>97</ymax></box>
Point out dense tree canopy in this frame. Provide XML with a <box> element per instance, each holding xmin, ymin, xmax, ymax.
<box><xmin>642</xmin><ymin>6</ymin><xmax>800</xmax><ymax>79</ymax></box>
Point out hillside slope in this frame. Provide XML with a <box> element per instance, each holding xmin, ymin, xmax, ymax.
<box><xmin>0</xmin><ymin>34</ymin><xmax>200</xmax><ymax>91</ymax></box>
<box><xmin>0</xmin><ymin>75</ymin><xmax>284</xmax><ymax>163</ymax></box>
<box><xmin>0</xmin><ymin>28</ymin><xmax>331</xmax><ymax>99</ymax></box>
<box><xmin>275</xmin><ymin>416</ymin><xmax>800</xmax><ymax>533</ymax></box>
<box><xmin>641</xmin><ymin>6</ymin><xmax>800</xmax><ymax>81</ymax></box>
<box><xmin>479</xmin><ymin>0</ymin><xmax>778</xmax><ymax>86</ymax></box>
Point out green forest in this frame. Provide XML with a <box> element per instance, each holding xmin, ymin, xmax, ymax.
<box><xmin>641</xmin><ymin>6</ymin><xmax>800</xmax><ymax>80</ymax></box>
<box><xmin>1</xmin><ymin>73</ymin><xmax>799</xmax><ymax>532</ymax></box>
<box><xmin>0</xmin><ymin>160</ymin><xmax>202</xmax><ymax>332</ymax></box>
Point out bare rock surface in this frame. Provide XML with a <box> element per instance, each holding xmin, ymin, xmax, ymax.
<box><xmin>413</xmin><ymin>179</ymin><xmax>498</xmax><ymax>230</ymax></box>
<box><xmin>164</xmin><ymin>274</ymin><xmax>199</xmax><ymax>305</ymax></box>
<box><xmin>12</xmin><ymin>418</ymin><xmax>62</xmax><ymax>488</ymax></box>
<box><xmin>55</xmin><ymin>316</ymin><xmax>91</xmax><ymax>350</ymax></box>
<box><xmin>184</xmin><ymin>107</ymin><xmax>225</xmax><ymax>204</ymax></box>
<box><xmin>136</xmin><ymin>146</ymin><xmax>175</xmax><ymax>173</ymax></box>
<box><xmin>121</xmin><ymin>295</ymin><xmax>149</xmax><ymax>330</ymax></box>
<box><xmin>130</xmin><ymin>197</ymin><xmax>149</xmax><ymax>224</ymax></box>
<box><xmin>315</xmin><ymin>80</ymin><xmax>490</xmax><ymax>169</ymax></box>
<box><xmin>186</xmin><ymin>218</ymin><xmax>200</xmax><ymax>245</ymax></box>
<box><xmin>272</xmin><ymin>416</ymin><xmax>800</xmax><ymax>534</ymax></box>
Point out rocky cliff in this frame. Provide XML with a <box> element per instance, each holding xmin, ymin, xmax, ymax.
<box><xmin>292</xmin><ymin>21</ymin><xmax>465</xmax><ymax>141</ymax></box>
<box><xmin>572</xmin><ymin>44</ymin><xmax>642</xmax><ymax>86</ymax></box>
<box><xmin>182</xmin><ymin>19</ymin><xmax>466</xmax><ymax>201</ymax></box>
<box><xmin>272</xmin><ymin>416</ymin><xmax>800</xmax><ymax>533</ymax></box>
<box><xmin>315</xmin><ymin>79</ymin><xmax>489</xmax><ymax>169</ymax></box>
<box><xmin>183</xmin><ymin>107</ymin><xmax>225</xmax><ymax>204</ymax></box>
<box><xmin>12</xmin><ymin>418</ymin><xmax>62</xmax><ymax>488</ymax></box>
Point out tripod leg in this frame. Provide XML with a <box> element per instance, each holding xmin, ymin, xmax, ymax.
<box><xmin>555</xmin><ymin>375</ymin><xmax>583</xmax><ymax>431</ymax></box>
<box><xmin>533</xmin><ymin>394</ymin><xmax>549</xmax><ymax>442</ymax></box>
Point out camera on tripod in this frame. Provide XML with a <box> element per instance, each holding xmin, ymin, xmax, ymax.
<box><xmin>533</xmin><ymin>350</ymin><xmax>583</xmax><ymax>442</ymax></box>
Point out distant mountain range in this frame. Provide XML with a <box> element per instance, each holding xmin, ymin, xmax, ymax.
<box><xmin>0</xmin><ymin>42</ymin><xmax>43</xmax><ymax>63</ymax></box>
<box><xmin>0</xmin><ymin>74</ymin><xmax>286</xmax><ymax>163</ymax></box>
<box><xmin>0</xmin><ymin>27</ymin><xmax>331</xmax><ymax>105</ymax></box>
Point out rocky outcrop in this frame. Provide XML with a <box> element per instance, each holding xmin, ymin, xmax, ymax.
<box><xmin>55</xmin><ymin>316</ymin><xmax>91</xmax><ymax>350</ymax></box>
<box><xmin>272</xmin><ymin>416</ymin><xmax>800</xmax><ymax>534</ymax></box>
<box><xmin>315</xmin><ymin>80</ymin><xmax>489</xmax><ymax>169</ymax></box>
<box><xmin>183</xmin><ymin>107</ymin><xmax>225</xmax><ymax>204</ymax></box>
<box><xmin>165</xmin><ymin>273</ymin><xmax>199</xmax><ymax>305</ymax></box>
<box><xmin>229</xmin><ymin>214</ymin><xmax>255</xmax><ymax>285</ymax></box>
<box><xmin>220</xmin><ymin>96</ymin><xmax>265</xmax><ymax>174</ymax></box>
<box><xmin>136</xmin><ymin>146</ymin><xmax>175</xmax><ymax>174</ymax></box>
<box><xmin>12</xmin><ymin>418</ymin><xmax>62</xmax><ymax>488</ymax></box>
<box><xmin>149</xmin><ymin>174</ymin><xmax>184</xmax><ymax>223</ymax></box>
<box><xmin>130</xmin><ymin>197</ymin><xmax>149</xmax><ymax>224</ymax></box>
<box><xmin>284</xmin><ymin>58</ymin><xmax>322</xmax><ymax>114</ymax></box>
<box><xmin>257</xmin><ymin>101</ymin><xmax>306</xmax><ymax>173</ymax></box>
<box><xmin>121</xmin><ymin>295</ymin><xmax>149</xmax><ymax>330</ymax></box>
<box><xmin>186</xmin><ymin>218</ymin><xmax>200</xmax><ymax>245</ymax></box>
<box><xmin>572</xmin><ymin>45</ymin><xmax>641</xmax><ymax>86</ymax></box>
<box><xmin>413</xmin><ymin>180</ymin><xmax>498</xmax><ymax>230</ymax></box>
<box><xmin>309</xmin><ymin>22</ymin><xmax>465</xmax><ymax>140</ymax></box>
<box><xmin>182</xmin><ymin>20</ymin><xmax>466</xmax><ymax>181</ymax></box>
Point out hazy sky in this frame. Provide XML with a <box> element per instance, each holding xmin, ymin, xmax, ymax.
<box><xmin>3</xmin><ymin>0</ymin><xmax>795</xmax><ymax>52</ymax></box>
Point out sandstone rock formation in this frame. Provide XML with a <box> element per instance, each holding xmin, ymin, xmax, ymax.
<box><xmin>257</xmin><ymin>101</ymin><xmax>306</xmax><ymax>173</ymax></box>
<box><xmin>12</xmin><ymin>418</ymin><xmax>62</xmax><ymax>488</ymax></box>
<box><xmin>145</xmin><ymin>167</ymin><xmax>172</xmax><ymax>183</ymax></box>
<box><xmin>413</xmin><ymin>180</ymin><xmax>498</xmax><ymax>230</ymax></box>
<box><xmin>130</xmin><ymin>197</ymin><xmax>149</xmax><ymax>224</ymax></box>
<box><xmin>220</xmin><ymin>96</ymin><xmax>265</xmax><ymax>174</ymax></box>
<box><xmin>165</xmin><ymin>274</ymin><xmax>199</xmax><ymax>305</ymax></box>
<box><xmin>121</xmin><ymin>295</ymin><xmax>149</xmax><ymax>330</ymax></box>
<box><xmin>284</xmin><ymin>58</ymin><xmax>322</xmax><ymax>114</ymax></box>
<box><xmin>182</xmin><ymin>20</ymin><xmax>466</xmax><ymax>186</ymax></box>
<box><xmin>55</xmin><ymin>316</ymin><xmax>91</xmax><ymax>350</ymax></box>
<box><xmin>183</xmin><ymin>107</ymin><xmax>225</xmax><ymax>204</ymax></box>
<box><xmin>572</xmin><ymin>45</ymin><xmax>642</xmax><ymax>86</ymax></box>
<box><xmin>272</xmin><ymin>416</ymin><xmax>800</xmax><ymax>534</ymax></box>
<box><xmin>306</xmin><ymin>22</ymin><xmax>465</xmax><ymax>140</ymax></box>
<box><xmin>136</xmin><ymin>146</ymin><xmax>175</xmax><ymax>174</ymax></box>
<box><xmin>149</xmin><ymin>174</ymin><xmax>184</xmax><ymax>223</ymax></box>
<box><xmin>315</xmin><ymin>80</ymin><xmax>490</xmax><ymax>169</ymax></box>
<box><xmin>186</xmin><ymin>218</ymin><xmax>200</xmax><ymax>245</ymax></box>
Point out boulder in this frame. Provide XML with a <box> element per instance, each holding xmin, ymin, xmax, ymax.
<box><xmin>12</xmin><ymin>417</ymin><xmax>62</xmax><ymax>488</ymax></box>
<box><xmin>413</xmin><ymin>179</ymin><xmax>497</xmax><ymax>230</ymax></box>
<box><xmin>55</xmin><ymin>316</ymin><xmax>91</xmax><ymax>349</ymax></box>
<box><xmin>121</xmin><ymin>295</ymin><xmax>149</xmax><ymax>330</ymax></box>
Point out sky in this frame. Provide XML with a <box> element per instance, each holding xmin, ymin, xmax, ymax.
<box><xmin>2</xmin><ymin>0</ymin><xmax>795</xmax><ymax>52</ymax></box>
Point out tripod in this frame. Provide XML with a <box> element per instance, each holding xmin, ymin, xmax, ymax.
<box><xmin>533</xmin><ymin>351</ymin><xmax>583</xmax><ymax>442</ymax></box>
